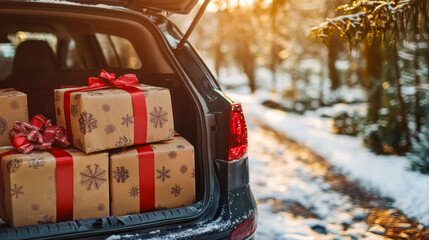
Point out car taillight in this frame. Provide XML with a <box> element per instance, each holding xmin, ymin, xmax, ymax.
<box><xmin>229</xmin><ymin>212</ymin><xmax>258</xmax><ymax>240</ymax></box>
<box><xmin>228</xmin><ymin>103</ymin><xmax>248</xmax><ymax>161</ymax></box>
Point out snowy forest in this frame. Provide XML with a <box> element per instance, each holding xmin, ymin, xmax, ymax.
<box><xmin>172</xmin><ymin>0</ymin><xmax>429</xmax><ymax>173</ymax></box>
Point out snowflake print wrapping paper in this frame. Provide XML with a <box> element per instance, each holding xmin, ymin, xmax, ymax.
<box><xmin>54</xmin><ymin>84</ymin><xmax>174</xmax><ymax>153</ymax></box>
<box><xmin>0</xmin><ymin>147</ymin><xmax>109</xmax><ymax>227</ymax></box>
<box><xmin>109</xmin><ymin>136</ymin><xmax>195</xmax><ymax>216</ymax></box>
<box><xmin>0</xmin><ymin>89</ymin><xmax>28</xmax><ymax>146</ymax></box>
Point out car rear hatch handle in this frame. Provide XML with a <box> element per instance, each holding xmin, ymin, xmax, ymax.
<box><xmin>176</xmin><ymin>0</ymin><xmax>210</xmax><ymax>50</ymax></box>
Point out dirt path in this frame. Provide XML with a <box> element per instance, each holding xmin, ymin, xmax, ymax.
<box><xmin>255</xmin><ymin>119</ymin><xmax>429</xmax><ymax>240</ymax></box>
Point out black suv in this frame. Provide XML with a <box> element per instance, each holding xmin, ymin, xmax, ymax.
<box><xmin>0</xmin><ymin>0</ymin><xmax>257</xmax><ymax>239</ymax></box>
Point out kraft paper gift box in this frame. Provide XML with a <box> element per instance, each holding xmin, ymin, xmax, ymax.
<box><xmin>0</xmin><ymin>89</ymin><xmax>28</xmax><ymax>146</ymax></box>
<box><xmin>110</xmin><ymin>136</ymin><xmax>195</xmax><ymax>216</ymax></box>
<box><xmin>54</xmin><ymin>84</ymin><xmax>174</xmax><ymax>154</ymax></box>
<box><xmin>0</xmin><ymin>147</ymin><xmax>109</xmax><ymax>227</ymax></box>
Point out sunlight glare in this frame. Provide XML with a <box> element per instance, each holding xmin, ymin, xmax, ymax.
<box><xmin>202</xmin><ymin>0</ymin><xmax>266</xmax><ymax>12</ymax></box>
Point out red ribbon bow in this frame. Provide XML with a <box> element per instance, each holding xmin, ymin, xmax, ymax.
<box><xmin>87</xmin><ymin>69</ymin><xmax>139</xmax><ymax>89</ymax></box>
<box><xmin>64</xmin><ymin>70</ymin><xmax>147</xmax><ymax>147</ymax></box>
<box><xmin>8</xmin><ymin>115</ymin><xmax>70</xmax><ymax>154</ymax></box>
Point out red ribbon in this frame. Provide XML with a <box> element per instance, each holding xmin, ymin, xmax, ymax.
<box><xmin>64</xmin><ymin>69</ymin><xmax>147</xmax><ymax>145</ymax></box>
<box><xmin>137</xmin><ymin>145</ymin><xmax>155</xmax><ymax>212</ymax></box>
<box><xmin>87</xmin><ymin>70</ymin><xmax>139</xmax><ymax>88</ymax></box>
<box><xmin>49</xmin><ymin>149</ymin><xmax>74</xmax><ymax>222</ymax></box>
<box><xmin>8</xmin><ymin>115</ymin><xmax>70</xmax><ymax>154</ymax></box>
<box><xmin>0</xmin><ymin>150</ymin><xmax>18</xmax><ymax>224</ymax></box>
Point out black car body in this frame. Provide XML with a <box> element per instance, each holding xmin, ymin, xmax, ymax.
<box><xmin>0</xmin><ymin>0</ymin><xmax>257</xmax><ymax>239</ymax></box>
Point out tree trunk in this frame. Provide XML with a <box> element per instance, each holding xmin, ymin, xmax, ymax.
<box><xmin>414</xmin><ymin>35</ymin><xmax>422</xmax><ymax>133</ymax></box>
<box><xmin>392</xmin><ymin>42</ymin><xmax>411</xmax><ymax>148</ymax></box>
<box><xmin>214</xmin><ymin>11</ymin><xmax>227</xmax><ymax>79</ymax></box>
<box><xmin>238</xmin><ymin>39</ymin><xmax>257</xmax><ymax>93</ymax></box>
<box><xmin>318</xmin><ymin>51</ymin><xmax>325</xmax><ymax>106</ymax></box>
<box><xmin>328</xmin><ymin>33</ymin><xmax>341</xmax><ymax>90</ymax></box>
<box><xmin>214</xmin><ymin>40</ymin><xmax>223</xmax><ymax>78</ymax></box>
<box><xmin>363</xmin><ymin>41</ymin><xmax>383</xmax><ymax>123</ymax></box>
<box><xmin>243</xmin><ymin>56</ymin><xmax>257</xmax><ymax>93</ymax></box>
<box><xmin>270</xmin><ymin>0</ymin><xmax>279</xmax><ymax>90</ymax></box>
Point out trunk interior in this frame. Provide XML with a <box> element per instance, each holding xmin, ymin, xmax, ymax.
<box><xmin>0</xmin><ymin>5</ymin><xmax>206</xmax><ymax>238</ymax></box>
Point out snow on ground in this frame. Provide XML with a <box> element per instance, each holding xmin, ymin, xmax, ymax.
<box><xmin>226</xmin><ymin>89</ymin><xmax>429</xmax><ymax>226</ymax></box>
<box><xmin>248</xmin><ymin>119</ymin><xmax>384</xmax><ymax>239</ymax></box>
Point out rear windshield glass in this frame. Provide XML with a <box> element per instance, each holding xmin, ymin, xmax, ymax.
<box><xmin>95</xmin><ymin>33</ymin><xmax>142</xmax><ymax>69</ymax></box>
<box><xmin>0</xmin><ymin>31</ymin><xmax>143</xmax><ymax>81</ymax></box>
<box><xmin>0</xmin><ymin>32</ymin><xmax>57</xmax><ymax>79</ymax></box>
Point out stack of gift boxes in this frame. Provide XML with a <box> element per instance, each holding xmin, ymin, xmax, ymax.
<box><xmin>0</xmin><ymin>71</ymin><xmax>195</xmax><ymax>227</ymax></box>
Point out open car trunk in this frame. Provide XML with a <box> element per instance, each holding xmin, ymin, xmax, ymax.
<box><xmin>0</xmin><ymin>3</ymin><xmax>209</xmax><ymax>239</ymax></box>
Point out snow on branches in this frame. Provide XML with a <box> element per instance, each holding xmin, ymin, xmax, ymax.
<box><xmin>310</xmin><ymin>0</ymin><xmax>427</xmax><ymax>48</ymax></box>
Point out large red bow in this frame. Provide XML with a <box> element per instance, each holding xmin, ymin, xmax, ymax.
<box><xmin>87</xmin><ymin>69</ymin><xmax>139</xmax><ymax>89</ymax></box>
<box><xmin>8</xmin><ymin>115</ymin><xmax>70</xmax><ymax>154</ymax></box>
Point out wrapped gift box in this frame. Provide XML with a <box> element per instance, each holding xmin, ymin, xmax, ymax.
<box><xmin>55</xmin><ymin>84</ymin><xmax>174</xmax><ymax>153</ymax></box>
<box><xmin>110</xmin><ymin>136</ymin><xmax>195</xmax><ymax>216</ymax></box>
<box><xmin>0</xmin><ymin>147</ymin><xmax>109</xmax><ymax>227</ymax></box>
<box><xmin>0</xmin><ymin>89</ymin><xmax>28</xmax><ymax>146</ymax></box>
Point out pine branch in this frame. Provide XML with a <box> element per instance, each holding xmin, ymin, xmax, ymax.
<box><xmin>310</xmin><ymin>0</ymin><xmax>428</xmax><ymax>48</ymax></box>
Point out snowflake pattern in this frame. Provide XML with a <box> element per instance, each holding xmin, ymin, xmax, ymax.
<box><xmin>147</xmin><ymin>136</ymin><xmax>155</xmax><ymax>142</ymax></box>
<box><xmin>9</xmin><ymin>100</ymin><xmax>19</xmax><ymax>110</ymax></box>
<box><xmin>191</xmin><ymin>168</ymin><xmax>195</xmax><ymax>179</ymax></box>
<box><xmin>102</xmin><ymin>104</ymin><xmax>110</xmax><ymax>112</ymax></box>
<box><xmin>176</xmin><ymin>145</ymin><xmax>185</xmax><ymax>150</ymax></box>
<box><xmin>171</xmin><ymin>184</ymin><xmax>182</xmax><ymax>197</ymax></box>
<box><xmin>32</xmin><ymin>203</ymin><xmax>40</xmax><ymax>211</ymax></box>
<box><xmin>78</xmin><ymin>111</ymin><xmax>98</xmax><ymax>135</ymax></box>
<box><xmin>47</xmin><ymin>188</ymin><xmax>56</xmax><ymax>204</ymax></box>
<box><xmin>112</xmin><ymin>166</ymin><xmax>129</xmax><ymax>183</ymax></box>
<box><xmin>28</xmin><ymin>157</ymin><xmax>45</xmax><ymax>170</ymax></box>
<box><xmin>70</xmin><ymin>104</ymin><xmax>78</xmax><ymax>117</ymax></box>
<box><xmin>0</xmin><ymin>117</ymin><xmax>7</xmax><ymax>136</ymax></box>
<box><xmin>116</xmin><ymin>136</ymin><xmax>131</xmax><ymax>148</ymax></box>
<box><xmin>156</xmin><ymin>205</ymin><xmax>167</xmax><ymax>210</ymax></box>
<box><xmin>121</xmin><ymin>114</ymin><xmax>134</xmax><ymax>127</ymax></box>
<box><xmin>67</xmin><ymin>148</ymin><xmax>80</xmax><ymax>153</ymax></box>
<box><xmin>10</xmin><ymin>184</ymin><xmax>24</xmax><ymax>198</ymax></box>
<box><xmin>156</xmin><ymin>166</ymin><xmax>171</xmax><ymax>182</ymax></box>
<box><xmin>75</xmin><ymin>138</ymin><xmax>84</xmax><ymax>150</ymax></box>
<box><xmin>168</xmin><ymin>151</ymin><xmax>177</xmax><ymax>159</ymax></box>
<box><xmin>56</xmin><ymin>107</ymin><xmax>61</xmax><ymax>116</ymax></box>
<box><xmin>79</xmin><ymin>164</ymin><xmax>107</xmax><ymax>191</ymax></box>
<box><xmin>37</xmin><ymin>215</ymin><xmax>54</xmax><ymax>224</ymax></box>
<box><xmin>104</xmin><ymin>124</ymin><xmax>116</xmax><ymax>135</ymax></box>
<box><xmin>180</xmin><ymin>164</ymin><xmax>188</xmax><ymax>174</ymax></box>
<box><xmin>7</xmin><ymin>159</ymin><xmax>23</xmax><ymax>173</ymax></box>
<box><xmin>169</xmin><ymin>128</ymin><xmax>174</xmax><ymax>138</ymax></box>
<box><xmin>149</xmin><ymin>106</ymin><xmax>168</xmax><ymax>128</ymax></box>
<box><xmin>54</xmin><ymin>92</ymin><xmax>60</xmax><ymax>102</ymax></box>
<box><xmin>129</xmin><ymin>186</ymin><xmax>139</xmax><ymax>198</ymax></box>
<box><xmin>97</xmin><ymin>203</ymin><xmax>105</xmax><ymax>211</ymax></box>
<box><xmin>74</xmin><ymin>194</ymin><xmax>82</xmax><ymax>206</ymax></box>
<box><xmin>88</xmin><ymin>91</ymin><xmax>103</xmax><ymax>96</ymax></box>
<box><xmin>74</xmin><ymin>94</ymin><xmax>82</xmax><ymax>100</ymax></box>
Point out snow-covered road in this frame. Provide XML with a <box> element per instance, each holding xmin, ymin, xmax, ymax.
<box><xmin>232</xmin><ymin>89</ymin><xmax>429</xmax><ymax>228</ymax></box>
<box><xmin>248</xmin><ymin>119</ymin><xmax>386</xmax><ymax>240</ymax></box>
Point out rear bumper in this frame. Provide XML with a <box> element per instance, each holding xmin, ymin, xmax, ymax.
<box><xmin>102</xmin><ymin>187</ymin><xmax>256</xmax><ymax>240</ymax></box>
